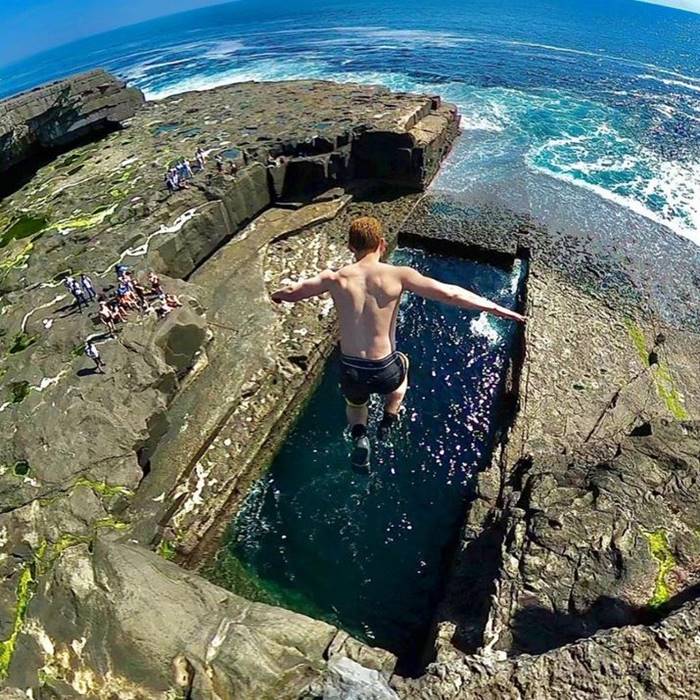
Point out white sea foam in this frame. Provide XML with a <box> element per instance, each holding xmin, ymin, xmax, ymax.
<box><xmin>499</xmin><ymin>40</ymin><xmax>608</xmax><ymax>60</ymax></box>
<box><xmin>144</xmin><ymin>57</ymin><xmax>330</xmax><ymax>99</ymax></box>
<box><xmin>125</xmin><ymin>58</ymin><xmax>193</xmax><ymax>81</ymax></box>
<box><xmin>203</xmin><ymin>39</ymin><xmax>246</xmax><ymax>60</ymax></box>
<box><xmin>526</xmin><ymin>155</ymin><xmax>700</xmax><ymax>245</ymax></box>
<box><xmin>638</xmin><ymin>73</ymin><xmax>700</xmax><ymax>93</ymax></box>
<box><xmin>470</xmin><ymin>313</ymin><xmax>501</xmax><ymax>346</ymax></box>
<box><xmin>350</xmin><ymin>28</ymin><xmax>470</xmax><ymax>47</ymax></box>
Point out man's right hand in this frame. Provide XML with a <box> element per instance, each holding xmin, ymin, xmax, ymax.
<box><xmin>499</xmin><ymin>309</ymin><xmax>527</xmax><ymax>323</ymax></box>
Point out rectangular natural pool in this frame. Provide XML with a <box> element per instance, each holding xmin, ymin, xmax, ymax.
<box><xmin>208</xmin><ymin>246</ymin><xmax>524</xmax><ymax>668</ymax></box>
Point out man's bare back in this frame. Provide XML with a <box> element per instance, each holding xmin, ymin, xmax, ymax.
<box><xmin>325</xmin><ymin>259</ymin><xmax>404</xmax><ymax>358</ymax></box>
<box><xmin>271</xmin><ymin>216</ymin><xmax>525</xmax><ymax>469</ymax></box>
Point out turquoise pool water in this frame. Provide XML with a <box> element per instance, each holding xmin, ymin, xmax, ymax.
<box><xmin>211</xmin><ymin>247</ymin><xmax>523</xmax><ymax>665</ymax></box>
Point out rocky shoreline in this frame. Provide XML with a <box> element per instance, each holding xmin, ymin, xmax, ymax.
<box><xmin>0</xmin><ymin>69</ymin><xmax>698</xmax><ymax>699</ymax></box>
<box><xmin>0</xmin><ymin>71</ymin><xmax>456</xmax><ymax>697</ymax></box>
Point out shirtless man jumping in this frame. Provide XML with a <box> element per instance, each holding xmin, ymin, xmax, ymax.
<box><xmin>272</xmin><ymin>216</ymin><xmax>525</xmax><ymax>469</ymax></box>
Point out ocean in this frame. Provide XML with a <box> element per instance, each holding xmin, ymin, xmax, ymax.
<box><xmin>1</xmin><ymin>0</ymin><xmax>699</xmax><ymax>247</ymax></box>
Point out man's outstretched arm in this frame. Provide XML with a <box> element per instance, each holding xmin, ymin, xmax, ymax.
<box><xmin>401</xmin><ymin>267</ymin><xmax>526</xmax><ymax>322</ymax></box>
<box><xmin>271</xmin><ymin>270</ymin><xmax>335</xmax><ymax>303</ymax></box>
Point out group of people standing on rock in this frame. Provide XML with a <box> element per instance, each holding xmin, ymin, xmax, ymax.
<box><xmin>165</xmin><ymin>146</ymin><xmax>247</xmax><ymax>192</ymax></box>
<box><xmin>62</xmin><ymin>263</ymin><xmax>182</xmax><ymax>374</ymax></box>
<box><xmin>165</xmin><ymin>158</ymin><xmax>194</xmax><ymax>192</ymax></box>
<box><xmin>63</xmin><ymin>274</ymin><xmax>96</xmax><ymax>313</ymax></box>
<box><xmin>164</xmin><ymin>147</ymin><xmax>208</xmax><ymax>192</ymax></box>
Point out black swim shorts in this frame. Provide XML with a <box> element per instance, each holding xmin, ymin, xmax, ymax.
<box><xmin>340</xmin><ymin>351</ymin><xmax>409</xmax><ymax>407</ymax></box>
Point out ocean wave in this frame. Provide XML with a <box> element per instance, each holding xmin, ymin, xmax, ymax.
<box><xmin>526</xmin><ymin>153</ymin><xmax>700</xmax><ymax>245</ymax></box>
<box><xmin>327</xmin><ymin>26</ymin><xmax>472</xmax><ymax>47</ymax></box>
<box><xmin>638</xmin><ymin>73</ymin><xmax>700</xmax><ymax>93</ymax></box>
<box><xmin>459</xmin><ymin>115</ymin><xmax>504</xmax><ymax>132</ymax></box>
<box><xmin>203</xmin><ymin>39</ymin><xmax>246</xmax><ymax>60</ymax></box>
<box><xmin>499</xmin><ymin>39</ymin><xmax>608</xmax><ymax>60</ymax></box>
<box><xmin>125</xmin><ymin>58</ymin><xmax>194</xmax><ymax>81</ymax></box>
<box><xmin>142</xmin><ymin>57</ymin><xmax>330</xmax><ymax>99</ymax></box>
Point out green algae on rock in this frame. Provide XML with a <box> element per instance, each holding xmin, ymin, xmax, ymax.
<box><xmin>627</xmin><ymin>321</ymin><xmax>689</xmax><ymax>419</ymax></box>
<box><xmin>646</xmin><ymin>530</ymin><xmax>676</xmax><ymax>607</ymax></box>
<box><xmin>0</xmin><ymin>215</ymin><xmax>48</xmax><ymax>248</ymax></box>
<box><xmin>0</xmin><ymin>566</ymin><xmax>33</xmax><ymax>680</ymax></box>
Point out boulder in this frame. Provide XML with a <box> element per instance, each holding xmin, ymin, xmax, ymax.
<box><xmin>0</xmin><ymin>69</ymin><xmax>144</xmax><ymax>174</ymax></box>
<box><xmin>8</xmin><ymin>539</ymin><xmax>359</xmax><ymax>699</ymax></box>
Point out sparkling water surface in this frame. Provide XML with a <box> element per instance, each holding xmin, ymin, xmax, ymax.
<box><xmin>213</xmin><ymin>248</ymin><xmax>522</xmax><ymax>661</ymax></box>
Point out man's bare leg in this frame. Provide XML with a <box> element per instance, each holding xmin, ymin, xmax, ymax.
<box><xmin>380</xmin><ymin>356</ymin><xmax>409</xmax><ymax>437</ymax></box>
<box><xmin>346</xmin><ymin>401</ymin><xmax>371</xmax><ymax>470</ymax></box>
<box><xmin>346</xmin><ymin>402</ymin><xmax>368</xmax><ymax>430</ymax></box>
<box><xmin>384</xmin><ymin>374</ymin><xmax>408</xmax><ymax>415</ymax></box>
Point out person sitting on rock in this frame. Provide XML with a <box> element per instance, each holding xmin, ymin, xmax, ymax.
<box><xmin>109</xmin><ymin>298</ymin><xmax>128</xmax><ymax>323</ymax></box>
<box><xmin>85</xmin><ymin>341</ymin><xmax>106</xmax><ymax>374</ymax></box>
<box><xmin>155</xmin><ymin>300</ymin><xmax>172</xmax><ymax>318</ymax></box>
<box><xmin>149</xmin><ymin>272</ymin><xmax>163</xmax><ymax>297</ymax></box>
<box><xmin>80</xmin><ymin>273</ymin><xmax>96</xmax><ymax>301</ymax></box>
<box><xmin>271</xmin><ymin>216</ymin><xmax>526</xmax><ymax>470</ymax></box>
<box><xmin>117</xmin><ymin>283</ymin><xmax>138</xmax><ymax>311</ymax></box>
<box><xmin>164</xmin><ymin>293</ymin><xmax>182</xmax><ymax>308</ymax></box>
<box><xmin>132</xmin><ymin>279</ymin><xmax>148</xmax><ymax>309</ymax></box>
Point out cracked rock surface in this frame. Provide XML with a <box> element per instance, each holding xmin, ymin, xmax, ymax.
<box><xmin>394</xmin><ymin>198</ymin><xmax>700</xmax><ymax>698</ymax></box>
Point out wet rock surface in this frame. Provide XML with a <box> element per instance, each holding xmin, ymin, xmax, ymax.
<box><xmin>0</xmin><ymin>74</ymin><xmax>457</xmax><ymax>695</ymax></box>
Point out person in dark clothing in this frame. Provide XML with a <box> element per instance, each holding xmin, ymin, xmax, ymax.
<box><xmin>71</xmin><ymin>280</ymin><xmax>89</xmax><ymax>313</ymax></box>
<box><xmin>80</xmin><ymin>273</ymin><xmax>96</xmax><ymax>301</ymax></box>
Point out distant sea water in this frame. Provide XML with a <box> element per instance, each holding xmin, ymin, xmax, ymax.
<box><xmin>1</xmin><ymin>0</ymin><xmax>699</xmax><ymax>246</ymax></box>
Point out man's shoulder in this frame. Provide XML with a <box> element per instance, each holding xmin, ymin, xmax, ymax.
<box><xmin>382</xmin><ymin>262</ymin><xmax>415</xmax><ymax>279</ymax></box>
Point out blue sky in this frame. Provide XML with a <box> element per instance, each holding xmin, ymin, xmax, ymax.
<box><xmin>0</xmin><ymin>0</ymin><xmax>229</xmax><ymax>65</ymax></box>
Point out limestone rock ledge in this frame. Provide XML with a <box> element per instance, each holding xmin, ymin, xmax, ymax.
<box><xmin>9</xmin><ymin>538</ymin><xmax>394</xmax><ymax>698</ymax></box>
<box><xmin>0</xmin><ymin>69</ymin><xmax>144</xmax><ymax>174</ymax></box>
<box><xmin>395</xmin><ymin>594</ymin><xmax>700</xmax><ymax>699</ymax></box>
<box><xmin>0</xmin><ymin>74</ymin><xmax>459</xmax><ymax>696</ymax></box>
